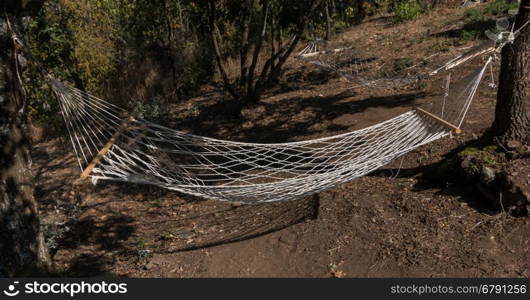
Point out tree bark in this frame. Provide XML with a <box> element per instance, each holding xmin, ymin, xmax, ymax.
<box><xmin>325</xmin><ymin>0</ymin><xmax>332</xmax><ymax>41</ymax></box>
<box><xmin>490</xmin><ymin>1</ymin><xmax>530</xmax><ymax>144</ymax></box>
<box><xmin>240</xmin><ymin>0</ymin><xmax>255</xmax><ymax>89</ymax></box>
<box><xmin>247</xmin><ymin>0</ymin><xmax>269</xmax><ymax>98</ymax></box>
<box><xmin>207</xmin><ymin>0</ymin><xmax>239</xmax><ymax>100</ymax></box>
<box><xmin>0</xmin><ymin>8</ymin><xmax>52</xmax><ymax>277</ymax></box>
<box><xmin>356</xmin><ymin>0</ymin><xmax>367</xmax><ymax>24</ymax></box>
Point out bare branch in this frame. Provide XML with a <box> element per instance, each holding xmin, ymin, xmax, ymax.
<box><xmin>207</xmin><ymin>0</ymin><xmax>239</xmax><ymax>99</ymax></box>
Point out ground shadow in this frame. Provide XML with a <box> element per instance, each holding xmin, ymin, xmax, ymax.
<box><xmin>368</xmin><ymin>138</ymin><xmax>503</xmax><ymax>215</ymax></box>
<box><xmin>149</xmin><ymin>195</ymin><xmax>320</xmax><ymax>254</ymax></box>
<box><xmin>169</xmin><ymin>89</ymin><xmax>428</xmax><ymax>144</ymax></box>
<box><xmin>56</xmin><ymin>215</ymin><xmax>136</xmax><ymax>277</ymax></box>
<box><xmin>430</xmin><ymin>19</ymin><xmax>496</xmax><ymax>40</ymax></box>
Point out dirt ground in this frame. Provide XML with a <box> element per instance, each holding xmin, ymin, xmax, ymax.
<box><xmin>33</xmin><ymin>5</ymin><xmax>529</xmax><ymax>278</ymax></box>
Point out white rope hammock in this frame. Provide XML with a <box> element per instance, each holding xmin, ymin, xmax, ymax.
<box><xmin>48</xmin><ymin>57</ymin><xmax>492</xmax><ymax>204</ymax></box>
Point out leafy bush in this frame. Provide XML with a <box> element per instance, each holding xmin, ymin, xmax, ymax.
<box><xmin>134</xmin><ymin>98</ymin><xmax>169</xmax><ymax>123</ymax></box>
<box><xmin>460</xmin><ymin>0</ymin><xmax>518</xmax><ymax>45</ymax></box>
<box><xmin>430</xmin><ymin>41</ymin><xmax>450</xmax><ymax>53</ymax></box>
<box><xmin>464</xmin><ymin>8</ymin><xmax>484</xmax><ymax>23</ymax></box>
<box><xmin>465</xmin><ymin>0</ymin><xmax>519</xmax><ymax>22</ymax></box>
<box><xmin>25</xmin><ymin>2</ymin><xmax>76</xmax><ymax>131</ymax></box>
<box><xmin>460</xmin><ymin>29</ymin><xmax>481</xmax><ymax>41</ymax></box>
<box><xmin>394</xmin><ymin>0</ymin><xmax>423</xmax><ymax>22</ymax></box>
<box><xmin>394</xmin><ymin>57</ymin><xmax>414</xmax><ymax>73</ymax></box>
<box><xmin>484</xmin><ymin>0</ymin><xmax>520</xmax><ymax>16</ymax></box>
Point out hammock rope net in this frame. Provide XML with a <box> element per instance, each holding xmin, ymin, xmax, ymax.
<box><xmin>49</xmin><ymin>55</ymin><xmax>491</xmax><ymax>203</ymax></box>
<box><xmin>297</xmin><ymin>41</ymin><xmax>425</xmax><ymax>89</ymax></box>
<box><xmin>296</xmin><ymin>39</ymin><xmax>499</xmax><ymax>90</ymax></box>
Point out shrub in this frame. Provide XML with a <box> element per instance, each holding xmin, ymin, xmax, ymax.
<box><xmin>430</xmin><ymin>41</ymin><xmax>451</xmax><ymax>53</ymax></box>
<box><xmin>394</xmin><ymin>0</ymin><xmax>423</xmax><ymax>22</ymax></box>
<box><xmin>484</xmin><ymin>0</ymin><xmax>520</xmax><ymax>16</ymax></box>
<box><xmin>134</xmin><ymin>98</ymin><xmax>169</xmax><ymax>123</ymax></box>
<box><xmin>464</xmin><ymin>8</ymin><xmax>484</xmax><ymax>23</ymax></box>
<box><xmin>394</xmin><ymin>57</ymin><xmax>414</xmax><ymax>73</ymax></box>
<box><xmin>464</xmin><ymin>0</ymin><xmax>518</xmax><ymax>23</ymax></box>
<box><xmin>460</xmin><ymin>29</ymin><xmax>481</xmax><ymax>41</ymax></box>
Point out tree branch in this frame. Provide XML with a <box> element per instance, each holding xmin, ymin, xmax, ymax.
<box><xmin>207</xmin><ymin>0</ymin><xmax>239</xmax><ymax>99</ymax></box>
<box><xmin>240</xmin><ymin>0</ymin><xmax>255</xmax><ymax>89</ymax></box>
<box><xmin>254</xmin><ymin>0</ymin><xmax>323</xmax><ymax>95</ymax></box>
<box><xmin>247</xmin><ymin>0</ymin><xmax>269</xmax><ymax>97</ymax></box>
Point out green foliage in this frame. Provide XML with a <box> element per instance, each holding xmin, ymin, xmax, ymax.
<box><xmin>394</xmin><ymin>0</ymin><xmax>422</xmax><ymax>22</ymax></box>
<box><xmin>332</xmin><ymin>19</ymin><xmax>350</xmax><ymax>32</ymax></box>
<box><xmin>26</xmin><ymin>0</ymin><xmax>118</xmax><ymax>111</ymax></box>
<box><xmin>393</xmin><ymin>57</ymin><xmax>414</xmax><ymax>73</ymax></box>
<box><xmin>460</xmin><ymin>29</ymin><xmax>481</xmax><ymax>41</ymax></box>
<box><xmin>464</xmin><ymin>8</ymin><xmax>484</xmax><ymax>23</ymax></box>
<box><xmin>483</xmin><ymin>0</ymin><xmax>520</xmax><ymax>16</ymax></box>
<box><xmin>134</xmin><ymin>98</ymin><xmax>169</xmax><ymax>123</ymax></box>
<box><xmin>465</xmin><ymin>0</ymin><xmax>519</xmax><ymax>22</ymax></box>
<box><xmin>458</xmin><ymin>146</ymin><xmax>500</xmax><ymax>167</ymax></box>
<box><xmin>25</xmin><ymin>1</ymin><xmax>75</xmax><ymax>129</ymax></box>
<box><xmin>459</xmin><ymin>0</ymin><xmax>518</xmax><ymax>45</ymax></box>
<box><xmin>328</xmin><ymin>0</ymin><xmax>388</xmax><ymax>28</ymax></box>
<box><xmin>41</xmin><ymin>200</ymin><xmax>84</xmax><ymax>254</ymax></box>
<box><xmin>24</xmin><ymin>0</ymin><xmax>216</xmax><ymax>131</ymax></box>
<box><xmin>429</xmin><ymin>40</ymin><xmax>451</xmax><ymax>53</ymax></box>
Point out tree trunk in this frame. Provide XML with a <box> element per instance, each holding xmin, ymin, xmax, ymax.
<box><xmin>490</xmin><ymin>2</ymin><xmax>530</xmax><ymax>144</ymax></box>
<box><xmin>207</xmin><ymin>0</ymin><xmax>323</xmax><ymax>107</ymax></box>
<box><xmin>325</xmin><ymin>0</ymin><xmax>332</xmax><ymax>41</ymax></box>
<box><xmin>207</xmin><ymin>0</ymin><xmax>239</xmax><ymax>100</ymax></box>
<box><xmin>251</xmin><ymin>0</ymin><xmax>323</xmax><ymax>102</ymax></box>
<box><xmin>0</xmin><ymin>6</ymin><xmax>52</xmax><ymax>277</ymax></box>
<box><xmin>356</xmin><ymin>0</ymin><xmax>367</xmax><ymax>24</ymax></box>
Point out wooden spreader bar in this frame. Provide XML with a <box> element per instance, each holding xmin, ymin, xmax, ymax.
<box><xmin>80</xmin><ymin>115</ymin><xmax>135</xmax><ymax>180</ymax></box>
<box><xmin>415</xmin><ymin>107</ymin><xmax>462</xmax><ymax>135</ymax></box>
